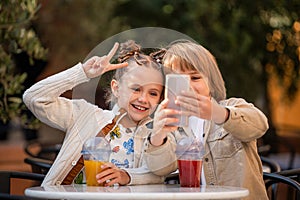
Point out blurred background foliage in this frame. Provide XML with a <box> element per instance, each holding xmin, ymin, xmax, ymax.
<box><xmin>0</xmin><ymin>0</ymin><xmax>48</xmax><ymax>130</ymax></box>
<box><xmin>0</xmin><ymin>0</ymin><xmax>300</xmax><ymax>141</ymax></box>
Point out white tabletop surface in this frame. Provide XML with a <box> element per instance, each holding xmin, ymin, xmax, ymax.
<box><xmin>25</xmin><ymin>184</ymin><xmax>249</xmax><ymax>200</ymax></box>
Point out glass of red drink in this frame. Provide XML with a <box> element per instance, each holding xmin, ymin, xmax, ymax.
<box><xmin>177</xmin><ymin>158</ymin><xmax>202</xmax><ymax>187</ymax></box>
<box><xmin>176</xmin><ymin>137</ymin><xmax>204</xmax><ymax>187</ymax></box>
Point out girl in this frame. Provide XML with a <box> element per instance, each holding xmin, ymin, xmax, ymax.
<box><xmin>147</xmin><ymin>40</ymin><xmax>269</xmax><ymax>199</ymax></box>
<box><xmin>23</xmin><ymin>40</ymin><xmax>171</xmax><ymax>187</ymax></box>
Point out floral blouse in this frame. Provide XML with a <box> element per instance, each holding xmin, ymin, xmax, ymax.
<box><xmin>108</xmin><ymin>124</ymin><xmax>135</xmax><ymax>169</ymax></box>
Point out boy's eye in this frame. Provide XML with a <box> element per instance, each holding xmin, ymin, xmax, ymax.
<box><xmin>191</xmin><ymin>75</ymin><xmax>202</xmax><ymax>80</ymax></box>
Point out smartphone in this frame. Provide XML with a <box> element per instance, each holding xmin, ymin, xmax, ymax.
<box><xmin>165</xmin><ymin>74</ymin><xmax>190</xmax><ymax>127</ymax></box>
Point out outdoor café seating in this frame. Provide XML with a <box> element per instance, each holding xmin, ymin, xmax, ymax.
<box><xmin>0</xmin><ymin>170</ymin><xmax>45</xmax><ymax>200</ymax></box>
<box><xmin>263</xmin><ymin>170</ymin><xmax>300</xmax><ymax>200</ymax></box>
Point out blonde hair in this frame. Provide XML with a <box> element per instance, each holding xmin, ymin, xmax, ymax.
<box><xmin>163</xmin><ymin>39</ymin><xmax>226</xmax><ymax>102</ymax></box>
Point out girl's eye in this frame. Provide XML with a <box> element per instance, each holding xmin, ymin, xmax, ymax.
<box><xmin>150</xmin><ymin>91</ymin><xmax>159</xmax><ymax>97</ymax></box>
<box><xmin>131</xmin><ymin>87</ymin><xmax>140</xmax><ymax>92</ymax></box>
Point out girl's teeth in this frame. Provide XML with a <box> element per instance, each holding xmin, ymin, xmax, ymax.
<box><xmin>135</xmin><ymin>105</ymin><xmax>146</xmax><ymax>110</ymax></box>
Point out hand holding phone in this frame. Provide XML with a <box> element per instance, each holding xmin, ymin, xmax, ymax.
<box><xmin>165</xmin><ymin>74</ymin><xmax>190</xmax><ymax>127</ymax></box>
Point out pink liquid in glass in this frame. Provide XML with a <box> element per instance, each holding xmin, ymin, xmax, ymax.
<box><xmin>177</xmin><ymin>159</ymin><xmax>202</xmax><ymax>187</ymax></box>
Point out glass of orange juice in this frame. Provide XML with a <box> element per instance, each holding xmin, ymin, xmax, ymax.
<box><xmin>84</xmin><ymin>160</ymin><xmax>107</xmax><ymax>186</ymax></box>
<box><xmin>82</xmin><ymin>137</ymin><xmax>111</xmax><ymax>186</ymax></box>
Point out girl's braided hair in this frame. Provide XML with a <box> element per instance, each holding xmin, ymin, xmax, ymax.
<box><xmin>105</xmin><ymin>40</ymin><xmax>164</xmax><ymax>106</ymax></box>
<box><xmin>112</xmin><ymin>40</ymin><xmax>163</xmax><ymax>81</ymax></box>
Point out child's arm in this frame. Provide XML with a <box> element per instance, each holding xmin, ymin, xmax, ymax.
<box><xmin>220</xmin><ymin>97</ymin><xmax>269</xmax><ymax>142</ymax></box>
<box><xmin>23</xmin><ymin>63</ymin><xmax>91</xmax><ymax>131</ymax></box>
<box><xmin>150</xmin><ymin>99</ymin><xmax>179</xmax><ymax>146</ymax></box>
<box><xmin>95</xmin><ymin>161</ymin><xmax>168</xmax><ymax>186</ymax></box>
<box><xmin>145</xmin><ymin>133</ymin><xmax>178</xmax><ymax>176</ymax></box>
<box><xmin>141</xmin><ymin>99</ymin><xmax>179</xmax><ymax>177</ymax></box>
<box><xmin>23</xmin><ymin>43</ymin><xmax>128</xmax><ymax>131</ymax></box>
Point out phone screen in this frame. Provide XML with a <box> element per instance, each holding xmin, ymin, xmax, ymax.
<box><xmin>165</xmin><ymin>74</ymin><xmax>190</xmax><ymax>127</ymax></box>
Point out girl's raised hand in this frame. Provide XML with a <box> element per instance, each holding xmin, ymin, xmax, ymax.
<box><xmin>151</xmin><ymin>99</ymin><xmax>179</xmax><ymax>146</ymax></box>
<box><xmin>83</xmin><ymin>43</ymin><xmax>128</xmax><ymax>79</ymax></box>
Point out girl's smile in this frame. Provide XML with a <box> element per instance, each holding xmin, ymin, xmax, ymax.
<box><xmin>131</xmin><ymin>104</ymin><xmax>148</xmax><ymax>111</ymax></box>
<box><xmin>112</xmin><ymin>64</ymin><xmax>163</xmax><ymax>127</ymax></box>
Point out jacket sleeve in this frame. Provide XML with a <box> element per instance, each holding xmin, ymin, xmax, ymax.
<box><xmin>123</xmin><ymin>131</ymin><xmax>178</xmax><ymax>184</ymax></box>
<box><xmin>221</xmin><ymin>97</ymin><xmax>269</xmax><ymax>142</ymax></box>
<box><xmin>22</xmin><ymin>63</ymin><xmax>90</xmax><ymax>132</ymax></box>
<box><xmin>124</xmin><ymin>166</ymin><xmax>165</xmax><ymax>185</ymax></box>
<box><xmin>144</xmin><ymin>133</ymin><xmax>178</xmax><ymax>176</ymax></box>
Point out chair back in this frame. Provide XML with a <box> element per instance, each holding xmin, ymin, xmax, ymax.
<box><xmin>24</xmin><ymin>157</ymin><xmax>53</xmax><ymax>174</ymax></box>
<box><xmin>24</xmin><ymin>140</ymin><xmax>61</xmax><ymax>161</ymax></box>
<box><xmin>277</xmin><ymin>168</ymin><xmax>300</xmax><ymax>183</ymax></box>
<box><xmin>260</xmin><ymin>156</ymin><xmax>281</xmax><ymax>173</ymax></box>
<box><xmin>0</xmin><ymin>171</ymin><xmax>45</xmax><ymax>200</ymax></box>
<box><xmin>263</xmin><ymin>172</ymin><xmax>300</xmax><ymax>200</ymax></box>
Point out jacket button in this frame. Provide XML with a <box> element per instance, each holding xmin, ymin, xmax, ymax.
<box><xmin>210</xmin><ymin>183</ymin><xmax>214</xmax><ymax>185</ymax></box>
<box><xmin>56</xmin><ymin>181</ymin><xmax>61</xmax><ymax>185</ymax></box>
<box><xmin>205</xmin><ymin>158</ymin><xmax>209</xmax><ymax>162</ymax></box>
<box><xmin>72</xmin><ymin>160</ymin><xmax>77</xmax><ymax>166</ymax></box>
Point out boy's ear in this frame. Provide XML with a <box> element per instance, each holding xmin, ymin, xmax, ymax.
<box><xmin>111</xmin><ymin>79</ymin><xmax>119</xmax><ymax>97</ymax></box>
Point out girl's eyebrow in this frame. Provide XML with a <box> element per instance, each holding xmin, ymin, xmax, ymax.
<box><xmin>128</xmin><ymin>83</ymin><xmax>142</xmax><ymax>87</ymax></box>
<box><xmin>129</xmin><ymin>83</ymin><xmax>162</xmax><ymax>90</ymax></box>
<box><xmin>150</xmin><ymin>88</ymin><xmax>161</xmax><ymax>92</ymax></box>
<box><xmin>129</xmin><ymin>83</ymin><xmax>140</xmax><ymax>86</ymax></box>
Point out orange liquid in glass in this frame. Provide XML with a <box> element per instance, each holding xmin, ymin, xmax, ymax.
<box><xmin>84</xmin><ymin>160</ymin><xmax>107</xmax><ymax>186</ymax></box>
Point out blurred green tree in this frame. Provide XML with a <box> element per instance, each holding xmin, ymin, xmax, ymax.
<box><xmin>0</xmin><ymin>0</ymin><xmax>48</xmax><ymax>132</ymax></box>
<box><xmin>112</xmin><ymin>0</ymin><xmax>300</xmax><ymax>148</ymax></box>
<box><xmin>22</xmin><ymin>0</ymin><xmax>300</xmax><ymax>146</ymax></box>
<box><xmin>113</xmin><ymin>0</ymin><xmax>299</xmax><ymax>108</ymax></box>
<box><xmin>33</xmin><ymin>0</ymin><xmax>300</xmax><ymax>115</ymax></box>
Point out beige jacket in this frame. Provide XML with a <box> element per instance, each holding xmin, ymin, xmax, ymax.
<box><xmin>23</xmin><ymin>63</ymin><xmax>168</xmax><ymax>186</ymax></box>
<box><xmin>145</xmin><ymin>98</ymin><xmax>269</xmax><ymax>200</ymax></box>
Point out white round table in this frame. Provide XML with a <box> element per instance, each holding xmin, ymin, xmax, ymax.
<box><xmin>25</xmin><ymin>184</ymin><xmax>249</xmax><ymax>199</ymax></box>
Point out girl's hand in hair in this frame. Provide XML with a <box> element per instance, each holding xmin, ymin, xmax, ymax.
<box><xmin>83</xmin><ymin>43</ymin><xmax>128</xmax><ymax>79</ymax></box>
